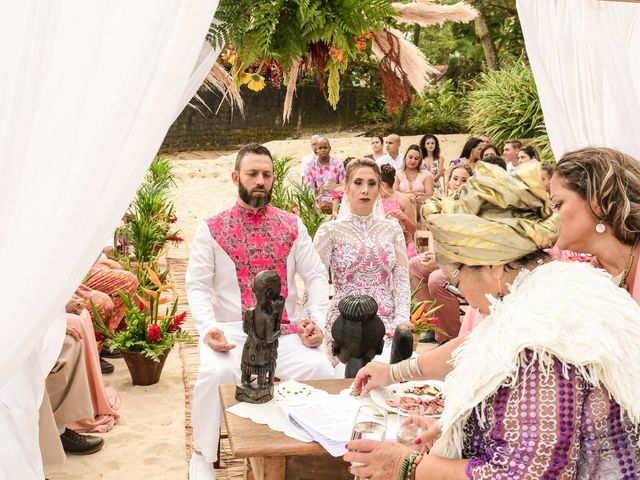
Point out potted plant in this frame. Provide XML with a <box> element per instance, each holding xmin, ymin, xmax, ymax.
<box><xmin>409</xmin><ymin>281</ymin><xmax>444</xmax><ymax>350</ymax></box>
<box><xmin>92</xmin><ymin>266</ymin><xmax>192</xmax><ymax>386</ymax></box>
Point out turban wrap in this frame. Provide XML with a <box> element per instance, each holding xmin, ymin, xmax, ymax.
<box><xmin>423</xmin><ymin>161</ymin><xmax>559</xmax><ymax>266</ymax></box>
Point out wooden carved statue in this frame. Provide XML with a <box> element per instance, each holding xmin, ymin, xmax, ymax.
<box><xmin>236</xmin><ymin>270</ymin><xmax>284</xmax><ymax>404</ymax></box>
<box><xmin>331</xmin><ymin>295</ymin><xmax>385</xmax><ymax>378</ymax></box>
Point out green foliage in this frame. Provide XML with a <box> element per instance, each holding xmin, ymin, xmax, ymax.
<box><xmin>270</xmin><ymin>155</ymin><xmax>326</xmax><ymax>238</ymax></box>
<box><xmin>408</xmin><ymin>80</ymin><xmax>466</xmax><ymax>134</ymax></box>
<box><xmin>116</xmin><ymin>155</ymin><xmax>182</xmax><ymax>278</ymax></box>
<box><xmin>465</xmin><ymin>60</ymin><xmax>551</xmax><ymax>159</ymax></box>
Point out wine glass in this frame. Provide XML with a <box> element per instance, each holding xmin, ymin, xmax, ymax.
<box><xmin>349</xmin><ymin>405</ymin><xmax>387</xmax><ymax>477</ymax></box>
<box><xmin>395</xmin><ymin>404</ymin><xmax>425</xmax><ymax>448</ymax></box>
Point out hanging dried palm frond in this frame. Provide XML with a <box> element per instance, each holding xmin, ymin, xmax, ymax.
<box><xmin>392</xmin><ymin>0</ymin><xmax>477</xmax><ymax>27</ymax></box>
<box><xmin>201</xmin><ymin>62</ymin><xmax>244</xmax><ymax>113</ymax></box>
<box><xmin>282</xmin><ymin>59</ymin><xmax>302</xmax><ymax>124</ymax></box>
<box><xmin>372</xmin><ymin>28</ymin><xmax>439</xmax><ymax>96</ymax></box>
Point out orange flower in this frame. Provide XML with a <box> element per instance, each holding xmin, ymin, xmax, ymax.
<box><xmin>329</xmin><ymin>47</ymin><xmax>347</xmax><ymax>64</ymax></box>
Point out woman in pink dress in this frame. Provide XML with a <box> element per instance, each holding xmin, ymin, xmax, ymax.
<box><xmin>314</xmin><ymin>158</ymin><xmax>411</xmax><ymax>361</ymax></box>
<box><xmin>380</xmin><ymin>164</ymin><xmax>416</xmax><ymax>258</ymax></box>
<box><xmin>395</xmin><ymin>144</ymin><xmax>434</xmax><ymax>202</ymax></box>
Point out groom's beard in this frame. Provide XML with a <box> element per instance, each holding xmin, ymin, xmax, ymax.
<box><xmin>239</xmin><ymin>180</ymin><xmax>273</xmax><ymax>209</ymax></box>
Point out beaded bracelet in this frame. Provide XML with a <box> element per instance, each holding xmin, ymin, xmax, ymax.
<box><xmin>399</xmin><ymin>452</ymin><xmax>424</xmax><ymax>480</ymax></box>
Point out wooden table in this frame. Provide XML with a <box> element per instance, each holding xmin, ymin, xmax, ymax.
<box><xmin>220</xmin><ymin>379</ymin><xmax>355</xmax><ymax>480</ymax></box>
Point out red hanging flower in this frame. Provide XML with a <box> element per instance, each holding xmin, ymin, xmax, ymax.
<box><xmin>168</xmin><ymin>216</ymin><xmax>178</xmax><ymax>224</ymax></box>
<box><xmin>168</xmin><ymin>311</ymin><xmax>187</xmax><ymax>333</ymax></box>
<box><xmin>430</xmin><ymin>316</ymin><xmax>440</xmax><ymax>327</ymax></box>
<box><xmin>166</xmin><ymin>234</ymin><xmax>184</xmax><ymax>243</ymax></box>
<box><xmin>148</xmin><ymin>323</ymin><xmax>162</xmax><ymax>342</ymax></box>
<box><xmin>138</xmin><ymin>299</ymin><xmax>145</xmax><ymax>312</ymax></box>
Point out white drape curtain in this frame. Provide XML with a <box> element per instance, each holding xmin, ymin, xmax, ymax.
<box><xmin>0</xmin><ymin>0</ymin><xmax>220</xmax><ymax>389</ymax></box>
<box><xmin>517</xmin><ymin>0</ymin><xmax>640</xmax><ymax>160</ymax></box>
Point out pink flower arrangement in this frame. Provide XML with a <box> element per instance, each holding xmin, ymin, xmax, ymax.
<box><xmin>148</xmin><ymin>323</ymin><xmax>162</xmax><ymax>342</ymax></box>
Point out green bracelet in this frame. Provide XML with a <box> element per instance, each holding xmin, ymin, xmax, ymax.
<box><xmin>399</xmin><ymin>452</ymin><xmax>421</xmax><ymax>480</ymax></box>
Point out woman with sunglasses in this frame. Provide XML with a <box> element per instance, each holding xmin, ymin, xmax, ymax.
<box><xmin>346</xmin><ymin>160</ymin><xmax>640</xmax><ymax>479</ymax></box>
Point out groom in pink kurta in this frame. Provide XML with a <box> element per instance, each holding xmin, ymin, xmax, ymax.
<box><xmin>186</xmin><ymin>144</ymin><xmax>334</xmax><ymax>480</ymax></box>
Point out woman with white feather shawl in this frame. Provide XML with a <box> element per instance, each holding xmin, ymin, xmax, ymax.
<box><xmin>345</xmin><ymin>161</ymin><xmax>640</xmax><ymax>479</ymax></box>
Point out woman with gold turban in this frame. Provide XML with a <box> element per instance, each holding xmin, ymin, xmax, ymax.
<box><xmin>346</xmin><ymin>161</ymin><xmax>640</xmax><ymax>479</ymax></box>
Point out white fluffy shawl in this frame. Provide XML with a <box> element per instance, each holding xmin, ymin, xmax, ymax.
<box><xmin>431</xmin><ymin>261</ymin><xmax>640</xmax><ymax>458</ymax></box>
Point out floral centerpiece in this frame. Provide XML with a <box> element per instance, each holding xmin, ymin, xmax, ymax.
<box><xmin>409</xmin><ymin>281</ymin><xmax>444</xmax><ymax>347</ymax></box>
<box><xmin>93</xmin><ymin>266</ymin><xmax>192</xmax><ymax>385</ymax></box>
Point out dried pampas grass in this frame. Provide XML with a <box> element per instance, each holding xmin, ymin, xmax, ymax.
<box><xmin>392</xmin><ymin>0</ymin><xmax>477</xmax><ymax>27</ymax></box>
<box><xmin>282</xmin><ymin>59</ymin><xmax>302</xmax><ymax>124</ymax></box>
<box><xmin>200</xmin><ymin>62</ymin><xmax>244</xmax><ymax>114</ymax></box>
<box><xmin>372</xmin><ymin>28</ymin><xmax>440</xmax><ymax>94</ymax></box>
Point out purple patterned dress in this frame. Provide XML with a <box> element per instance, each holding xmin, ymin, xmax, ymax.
<box><xmin>462</xmin><ymin>351</ymin><xmax>640</xmax><ymax>479</ymax></box>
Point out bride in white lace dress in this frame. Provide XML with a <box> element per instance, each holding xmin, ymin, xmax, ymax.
<box><xmin>313</xmin><ymin>158</ymin><xmax>411</xmax><ymax>362</ymax></box>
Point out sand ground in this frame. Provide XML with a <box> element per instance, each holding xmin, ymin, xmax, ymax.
<box><xmin>44</xmin><ymin>133</ymin><xmax>467</xmax><ymax>479</ymax></box>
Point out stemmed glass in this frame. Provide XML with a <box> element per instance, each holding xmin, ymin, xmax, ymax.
<box><xmin>349</xmin><ymin>405</ymin><xmax>387</xmax><ymax>478</ymax></box>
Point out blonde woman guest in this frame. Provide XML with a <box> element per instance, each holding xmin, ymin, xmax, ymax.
<box><xmin>364</xmin><ymin>135</ymin><xmax>385</xmax><ymax>162</ymax></box>
<box><xmin>419</xmin><ymin>134</ymin><xmax>445</xmax><ymax>195</ymax></box>
<box><xmin>314</xmin><ymin>158</ymin><xmax>410</xmax><ymax>361</ymax></box>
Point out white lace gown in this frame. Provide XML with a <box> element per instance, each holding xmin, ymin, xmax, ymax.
<box><xmin>313</xmin><ymin>213</ymin><xmax>411</xmax><ymax>353</ymax></box>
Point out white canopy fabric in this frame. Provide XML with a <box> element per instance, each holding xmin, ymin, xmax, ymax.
<box><xmin>517</xmin><ymin>0</ymin><xmax>640</xmax><ymax>160</ymax></box>
<box><xmin>0</xmin><ymin>1</ymin><xmax>220</xmax><ymax>477</ymax></box>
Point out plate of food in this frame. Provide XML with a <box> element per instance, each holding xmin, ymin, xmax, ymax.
<box><xmin>370</xmin><ymin>380</ymin><xmax>445</xmax><ymax>416</ymax></box>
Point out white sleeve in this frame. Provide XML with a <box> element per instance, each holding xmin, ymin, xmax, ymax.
<box><xmin>293</xmin><ymin>218</ymin><xmax>329</xmax><ymax>328</ymax></box>
<box><xmin>186</xmin><ymin>221</ymin><xmax>218</xmax><ymax>337</ymax></box>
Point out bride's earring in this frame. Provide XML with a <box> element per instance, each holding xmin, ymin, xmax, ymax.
<box><xmin>595</xmin><ymin>222</ymin><xmax>606</xmax><ymax>234</ymax></box>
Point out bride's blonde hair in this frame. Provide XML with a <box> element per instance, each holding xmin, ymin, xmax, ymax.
<box><xmin>345</xmin><ymin>158</ymin><xmax>381</xmax><ymax>185</ymax></box>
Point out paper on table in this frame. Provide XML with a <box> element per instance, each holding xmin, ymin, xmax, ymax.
<box><xmin>278</xmin><ymin>394</ymin><xmax>362</xmax><ymax>457</ymax></box>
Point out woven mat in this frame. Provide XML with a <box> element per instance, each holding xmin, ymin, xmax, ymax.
<box><xmin>168</xmin><ymin>258</ymin><xmax>245</xmax><ymax>479</ymax></box>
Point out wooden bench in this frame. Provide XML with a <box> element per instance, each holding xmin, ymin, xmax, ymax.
<box><xmin>220</xmin><ymin>379</ymin><xmax>355</xmax><ymax>480</ymax></box>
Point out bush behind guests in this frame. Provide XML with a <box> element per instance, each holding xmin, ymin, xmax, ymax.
<box><xmin>465</xmin><ymin>60</ymin><xmax>552</xmax><ymax>160</ymax></box>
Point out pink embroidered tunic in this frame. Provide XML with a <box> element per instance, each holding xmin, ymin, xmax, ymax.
<box><xmin>186</xmin><ymin>203</ymin><xmax>329</xmax><ymax>337</ymax></box>
<box><xmin>313</xmin><ymin>213</ymin><xmax>411</xmax><ymax>347</ymax></box>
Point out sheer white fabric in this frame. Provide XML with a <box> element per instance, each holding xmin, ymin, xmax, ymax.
<box><xmin>517</xmin><ymin>0</ymin><xmax>640</xmax><ymax>160</ymax></box>
<box><xmin>0</xmin><ymin>1</ymin><xmax>220</xmax><ymax>477</ymax></box>
<box><xmin>313</xmin><ymin>214</ymin><xmax>411</xmax><ymax>352</ymax></box>
<box><xmin>0</xmin><ymin>0</ymin><xmax>220</xmax><ymax>388</ymax></box>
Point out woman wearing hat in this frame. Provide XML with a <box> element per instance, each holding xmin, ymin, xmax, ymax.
<box><xmin>346</xmin><ymin>161</ymin><xmax>640</xmax><ymax>479</ymax></box>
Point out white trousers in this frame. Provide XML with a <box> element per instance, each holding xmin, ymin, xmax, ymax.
<box><xmin>192</xmin><ymin>322</ymin><xmax>336</xmax><ymax>462</ymax></box>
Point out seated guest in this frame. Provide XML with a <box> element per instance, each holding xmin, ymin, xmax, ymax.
<box><xmin>299</xmin><ymin>134</ymin><xmax>320</xmax><ymax>179</ymax></box>
<box><xmin>540</xmin><ymin>161</ymin><xmax>554</xmax><ymax>194</ymax></box>
<box><xmin>302</xmin><ymin>137</ymin><xmax>345</xmax><ymax>214</ymax></box>
<box><xmin>502</xmin><ymin>138</ymin><xmax>522</xmax><ymax>172</ymax></box>
<box><xmin>479</xmin><ymin>154</ymin><xmax>507</xmax><ymax>170</ymax></box>
<box><xmin>396</xmin><ymin>144</ymin><xmax>434</xmax><ymax>201</ymax></box>
<box><xmin>186</xmin><ymin>144</ymin><xmax>334</xmax><ymax>480</ymax></box>
<box><xmin>480</xmin><ymin>143</ymin><xmax>499</xmax><ymax>159</ymax></box>
<box><xmin>364</xmin><ymin>135</ymin><xmax>385</xmax><ymax>162</ymax></box>
<box><xmin>346</xmin><ymin>161</ymin><xmax>640</xmax><ymax>479</ymax></box>
<box><xmin>517</xmin><ymin>144</ymin><xmax>540</xmax><ymax>164</ymax></box>
<box><xmin>450</xmin><ymin>137</ymin><xmax>482</xmax><ymax>169</ymax></box>
<box><xmin>41</xmin><ymin>325</ymin><xmax>104</xmax><ymax>459</ymax></box>
<box><xmin>376</xmin><ymin>134</ymin><xmax>404</xmax><ymax>170</ymax></box>
<box><xmin>64</xmin><ymin>295</ymin><xmax>120</xmax><ymax>433</ymax></box>
<box><xmin>314</xmin><ymin>158</ymin><xmax>410</xmax><ymax>363</ymax></box>
<box><xmin>419</xmin><ymin>134</ymin><xmax>445</xmax><ymax>196</ymax></box>
<box><xmin>380</xmin><ymin>164</ymin><xmax>417</xmax><ymax>258</ymax></box>
<box><xmin>76</xmin><ymin>257</ymin><xmax>138</xmax><ymax>373</ymax></box>
<box><xmin>444</xmin><ymin>164</ymin><xmax>472</xmax><ymax>196</ymax></box>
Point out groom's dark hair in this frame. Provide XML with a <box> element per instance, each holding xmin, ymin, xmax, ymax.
<box><xmin>235</xmin><ymin>143</ymin><xmax>273</xmax><ymax>171</ymax></box>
